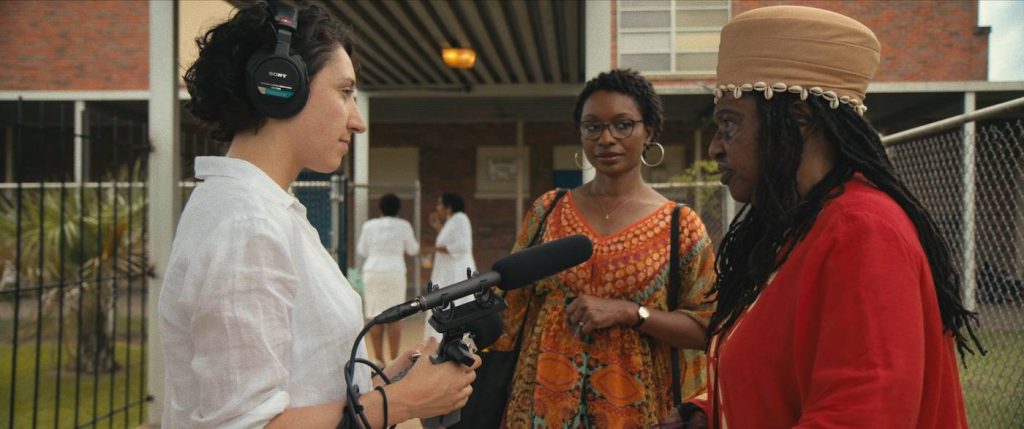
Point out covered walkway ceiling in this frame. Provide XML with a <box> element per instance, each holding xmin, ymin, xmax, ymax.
<box><xmin>370</xmin><ymin>94</ymin><xmax>717</xmax><ymax>124</ymax></box>
<box><xmin>232</xmin><ymin>0</ymin><xmax>586</xmax><ymax>92</ymax></box>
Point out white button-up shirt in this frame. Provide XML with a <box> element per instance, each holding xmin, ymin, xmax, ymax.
<box><xmin>425</xmin><ymin>211</ymin><xmax>479</xmax><ymax>340</ymax></box>
<box><xmin>159</xmin><ymin>157</ymin><xmax>370</xmax><ymax>429</ymax></box>
<box><xmin>356</xmin><ymin>217</ymin><xmax>419</xmax><ymax>274</ymax></box>
<box><xmin>431</xmin><ymin>212</ymin><xmax>477</xmax><ymax>290</ymax></box>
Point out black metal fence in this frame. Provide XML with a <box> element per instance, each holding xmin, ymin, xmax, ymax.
<box><xmin>0</xmin><ymin>99</ymin><xmax>150</xmax><ymax>428</ymax></box>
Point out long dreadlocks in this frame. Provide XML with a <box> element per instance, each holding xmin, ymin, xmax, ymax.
<box><xmin>706</xmin><ymin>93</ymin><xmax>985</xmax><ymax>359</ymax></box>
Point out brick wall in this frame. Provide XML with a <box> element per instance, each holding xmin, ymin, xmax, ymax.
<box><xmin>370</xmin><ymin>120</ymin><xmax>697</xmax><ymax>271</ymax></box>
<box><xmin>0</xmin><ymin>1</ymin><xmax>149</xmax><ymax>90</ymax></box>
<box><xmin>730</xmin><ymin>0</ymin><xmax>988</xmax><ymax>81</ymax></box>
<box><xmin>371</xmin><ymin>122</ymin><xmax>559</xmax><ymax>271</ymax></box>
<box><xmin>4</xmin><ymin>1</ymin><xmax>988</xmax><ymax>90</ymax></box>
<box><xmin>611</xmin><ymin>0</ymin><xmax>619</xmax><ymax>69</ymax></box>
<box><xmin>611</xmin><ymin>0</ymin><xmax>988</xmax><ymax>83</ymax></box>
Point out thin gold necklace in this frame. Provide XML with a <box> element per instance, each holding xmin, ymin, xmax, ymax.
<box><xmin>591</xmin><ymin>193</ymin><xmax>629</xmax><ymax>220</ymax></box>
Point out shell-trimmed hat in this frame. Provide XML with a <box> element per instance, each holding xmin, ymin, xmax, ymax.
<box><xmin>714</xmin><ymin>6</ymin><xmax>881</xmax><ymax>115</ymax></box>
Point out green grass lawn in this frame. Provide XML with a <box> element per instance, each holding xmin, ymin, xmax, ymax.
<box><xmin>0</xmin><ymin>341</ymin><xmax>147</xmax><ymax>428</ymax></box>
<box><xmin>960</xmin><ymin>330</ymin><xmax>1024</xmax><ymax>428</ymax></box>
<box><xmin>0</xmin><ymin>310</ymin><xmax>148</xmax><ymax>428</ymax></box>
<box><xmin>0</xmin><ymin>318</ymin><xmax>1020</xmax><ymax>428</ymax></box>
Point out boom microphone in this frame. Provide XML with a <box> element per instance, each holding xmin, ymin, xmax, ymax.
<box><xmin>372</xmin><ymin>235</ymin><xmax>593</xmax><ymax>324</ymax></box>
<box><xmin>492</xmin><ymin>234</ymin><xmax>593</xmax><ymax>291</ymax></box>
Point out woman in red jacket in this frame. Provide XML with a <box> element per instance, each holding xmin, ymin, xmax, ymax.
<box><xmin>685</xmin><ymin>6</ymin><xmax>984</xmax><ymax>428</ymax></box>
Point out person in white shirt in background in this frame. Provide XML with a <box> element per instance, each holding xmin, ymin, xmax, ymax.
<box><xmin>159</xmin><ymin>3</ymin><xmax>478</xmax><ymax>428</ymax></box>
<box><xmin>357</xmin><ymin>193</ymin><xmax>419</xmax><ymax>363</ymax></box>
<box><xmin>423</xmin><ymin>192</ymin><xmax>478</xmax><ymax>341</ymax></box>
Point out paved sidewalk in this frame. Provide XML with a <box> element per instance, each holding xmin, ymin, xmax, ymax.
<box><xmin>368</xmin><ymin>312</ymin><xmax>429</xmax><ymax>429</ymax></box>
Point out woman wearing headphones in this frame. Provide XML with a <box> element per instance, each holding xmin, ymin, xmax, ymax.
<box><xmin>159</xmin><ymin>3</ymin><xmax>478</xmax><ymax>428</ymax></box>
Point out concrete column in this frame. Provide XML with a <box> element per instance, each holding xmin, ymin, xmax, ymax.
<box><xmin>4</xmin><ymin>127</ymin><xmax>12</xmax><ymax>182</ymax></box>
<box><xmin>582</xmin><ymin>0</ymin><xmax>611</xmax><ymax>184</ymax></box>
<box><xmin>354</xmin><ymin>93</ymin><xmax>370</xmax><ymax>255</ymax></box>
<box><xmin>516</xmin><ymin>121</ymin><xmax>525</xmax><ymax>236</ymax></box>
<box><xmin>74</xmin><ymin>101</ymin><xmax>87</xmax><ymax>182</ymax></box>
<box><xmin>330</xmin><ymin>174</ymin><xmax>342</xmax><ymax>261</ymax></box>
<box><xmin>961</xmin><ymin>91</ymin><xmax>977</xmax><ymax>312</ymax></box>
<box><xmin>147</xmin><ymin>0</ymin><xmax>180</xmax><ymax>424</ymax></box>
<box><xmin>693</xmin><ymin>128</ymin><xmax>703</xmax><ymax>214</ymax></box>
<box><xmin>413</xmin><ymin>180</ymin><xmax>422</xmax><ymax>296</ymax></box>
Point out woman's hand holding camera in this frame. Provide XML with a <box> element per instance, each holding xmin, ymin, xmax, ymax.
<box><xmin>384</xmin><ymin>337</ymin><xmax>481</xmax><ymax>422</ymax></box>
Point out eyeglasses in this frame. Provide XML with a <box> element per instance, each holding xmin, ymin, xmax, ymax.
<box><xmin>579</xmin><ymin>119</ymin><xmax>640</xmax><ymax>140</ymax></box>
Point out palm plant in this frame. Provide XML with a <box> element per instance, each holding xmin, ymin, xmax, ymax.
<box><xmin>0</xmin><ymin>164</ymin><xmax>147</xmax><ymax>373</ymax></box>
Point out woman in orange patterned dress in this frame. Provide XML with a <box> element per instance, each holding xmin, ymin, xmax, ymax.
<box><xmin>492</xmin><ymin>69</ymin><xmax>717</xmax><ymax>428</ymax></box>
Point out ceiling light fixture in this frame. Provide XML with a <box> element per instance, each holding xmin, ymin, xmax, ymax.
<box><xmin>441</xmin><ymin>47</ymin><xmax>476</xmax><ymax>69</ymax></box>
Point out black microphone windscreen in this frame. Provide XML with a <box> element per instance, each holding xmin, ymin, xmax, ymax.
<box><xmin>492</xmin><ymin>235</ymin><xmax>593</xmax><ymax>291</ymax></box>
<box><xmin>466</xmin><ymin>311</ymin><xmax>504</xmax><ymax>350</ymax></box>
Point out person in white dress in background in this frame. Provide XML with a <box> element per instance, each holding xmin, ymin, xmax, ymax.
<box><xmin>357</xmin><ymin>193</ymin><xmax>419</xmax><ymax>363</ymax></box>
<box><xmin>423</xmin><ymin>192</ymin><xmax>477</xmax><ymax>341</ymax></box>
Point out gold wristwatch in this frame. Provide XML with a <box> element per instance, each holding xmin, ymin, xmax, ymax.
<box><xmin>633</xmin><ymin>304</ymin><xmax>650</xmax><ymax>328</ymax></box>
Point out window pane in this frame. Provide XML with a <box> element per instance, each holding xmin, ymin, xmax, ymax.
<box><xmin>677</xmin><ymin>9</ymin><xmax>729</xmax><ymax>27</ymax></box>
<box><xmin>621</xmin><ymin>11</ymin><xmax>671</xmax><ymax>28</ymax></box>
<box><xmin>620</xmin><ymin>32</ymin><xmax>671</xmax><ymax>52</ymax></box>
<box><xmin>676</xmin><ymin>31</ymin><xmax>720</xmax><ymax>50</ymax></box>
<box><xmin>620</xmin><ymin>53</ymin><xmax>671</xmax><ymax>71</ymax></box>
<box><xmin>676</xmin><ymin>0</ymin><xmax>729</xmax><ymax>8</ymax></box>
<box><xmin>676</xmin><ymin>52</ymin><xmax>718</xmax><ymax>72</ymax></box>
<box><xmin>620</xmin><ymin>0</ymin><xmax>671</xmax><ymax>9</ymax></box>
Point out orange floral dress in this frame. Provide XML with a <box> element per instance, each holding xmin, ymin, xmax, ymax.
<box><xmin>493</xmin><ymin>189</ymin><xmax>717</xmax><ymax>428</ymax></box>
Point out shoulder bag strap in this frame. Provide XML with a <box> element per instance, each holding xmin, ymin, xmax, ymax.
<box><xmin>669</xmin><ymin>204</ymin><xmax>683</xmax><ymax>411</ymax></box>
<box><xmin>512</xmin><ymin>188</ymin><xmax>568</xmax><ymax>352</ymax></box>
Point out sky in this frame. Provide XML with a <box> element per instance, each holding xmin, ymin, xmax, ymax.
<box><xmin>979</xmin><ymin>0</ymin><xmax>1024</xmax><ymax>81</ymax></box>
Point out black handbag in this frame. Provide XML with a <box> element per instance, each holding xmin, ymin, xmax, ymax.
<box><xmin>452</xmin><ymin>189</ymin><xmax>567</xmax><ymax>429</ymax></box>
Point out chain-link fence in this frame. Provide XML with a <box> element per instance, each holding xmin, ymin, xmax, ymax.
<box><xmin>650</xmin><ymin>181</ymin><xmax>735</xmax><ymax>247</ymax></box>
<box><xmin>883</xmin><ymin>98</ymin><xmax>1024</xmax><ymax>428</ymax></box>
<box><xmin>294</xmin><ymin>175</ymin><xmax>346</xmax><ymax>261</ymax></box>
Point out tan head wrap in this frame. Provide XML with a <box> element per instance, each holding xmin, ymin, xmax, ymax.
<box><xmin>714</xmin><ymin>5</ymin><xmax>881</xmax><ymax>115</ymax></box>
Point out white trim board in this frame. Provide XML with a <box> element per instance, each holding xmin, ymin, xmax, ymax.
<box><xmin>654</xmin><ymin>80</ymin><xmax>1024</xmax><ymax>96</ymax></box>
<box><xmin>0</xmin><ymin>89</ymin><xmax>192</xmax><ymax>101</ymax></box>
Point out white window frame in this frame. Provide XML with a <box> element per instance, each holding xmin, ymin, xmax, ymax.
<box><xmin>617</xmin><ymin>0</ymin><xmax>731</xmax><ymax>77</ymax></box>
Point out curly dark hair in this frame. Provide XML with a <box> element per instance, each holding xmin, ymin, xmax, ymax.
<box><xmin>440</xmin><ymin>192</ymin><xmax>465</xmax><ymax>213</ymax></box>
<box><xmin>379</xmin><ymin>193</ymin><xmax>401</xmax><ymax>216</ymax></box>
<box><xmin>707</xmin><ymin>93</ymin><xmax>984</xmax><ymax>359</ymax></box>
<box><xmin>184</xmin><ymin>2</ymin><xmax>355</xmax><ymax>141</ymax></box>
<box><xmin>572</xmin><ymin>69</ymin><xmax>664</xmax><ymax>141</ymax></box>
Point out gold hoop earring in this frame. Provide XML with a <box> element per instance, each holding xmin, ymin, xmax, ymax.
<box><xmin>574</xmin><ymin>151</ymin><xmax>594</xmax><ymax>170</ymax></box>
<box><xmin>641</xmin><ymin>142</ymin><xmax>665</xmax><ymax>167</ymax></box>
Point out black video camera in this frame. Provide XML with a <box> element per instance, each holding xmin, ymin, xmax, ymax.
<box><xmin>420</xmin><ymin>279</ymin><xmax>506</xmax><ymax>428</ymax></box>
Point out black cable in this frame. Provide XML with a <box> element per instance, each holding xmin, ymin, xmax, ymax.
<box><xmin>343</xmin><ymin>321</ymin><xmax>377</xmax><ymax>429</ymax></box>
<box><xmin>342</xmin><ymin>337</ymin><xmax>403</xmax><ymax>428</ymax></box>
<box><xmin>353</xmin><ymin>358</ymin><xmax>391</xmax><ymax>385</ymax></box>
<box><xmin>341</xmin><ymin>363</ymin><xmax>369</xmax><ymax>429</ymax></box>
<box><xmin>374</xmin><ymin>386</ymin><xmax>389</xmax><ymax>429</ymax></box>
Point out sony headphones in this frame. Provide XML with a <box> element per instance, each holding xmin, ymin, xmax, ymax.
<box><xmin>246</xmin><ymin>2</ymin><xmax>310</xmax><ymax>119</ymax></box>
